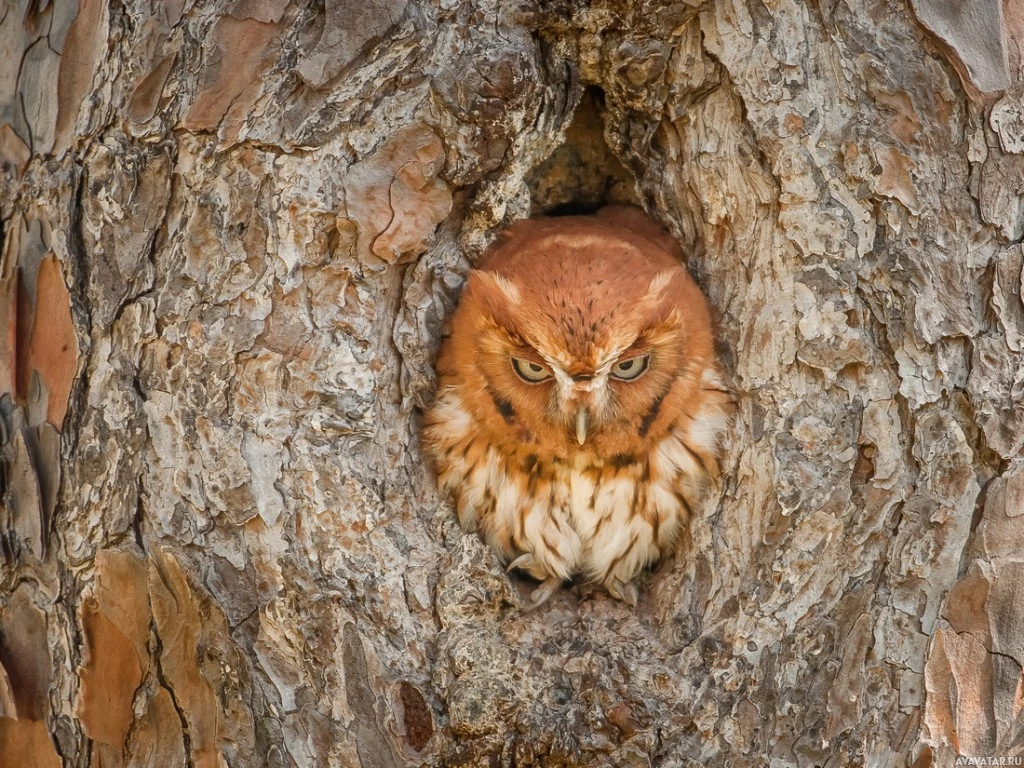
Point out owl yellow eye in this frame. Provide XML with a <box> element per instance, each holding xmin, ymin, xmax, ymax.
<box><xmin>610</xmin><ymin>354</ymin><xmax>650</xmax><ymax>381</ymax></box>
<box><xmin>511</xmin><ymin>357</ymin><xmax>553</xmax><ymax>382</ymax></box>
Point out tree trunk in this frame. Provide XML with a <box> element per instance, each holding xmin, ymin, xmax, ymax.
<box><xmin>1</xmin><ymin>0</ymin><xmax>1022</xmax><ymax>765</ymax></box>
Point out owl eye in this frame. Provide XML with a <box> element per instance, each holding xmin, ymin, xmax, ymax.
<box><xmin>610</xmin><ymin>354</ymin><xmax>650</xmax><ymax>381</ymax></box>
<box><xmin>511</xmin><ymin>357</ymin><xmax>553</xmax><ymax>383</ymax></box>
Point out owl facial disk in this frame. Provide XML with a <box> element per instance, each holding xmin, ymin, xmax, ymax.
<box><xmin>509</xmin><ymin>343</ymin><xmax>654</xmax><ymax>448</ymax></box>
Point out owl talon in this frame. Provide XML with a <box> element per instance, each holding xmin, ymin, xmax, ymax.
<box><xmin>527</xmin><ymin>577</ymin><xmax>563</xmax><ymax>610</ymax></box>
<box><xmin>606</xmin><ymin>579</ymin><xmax>639</xmax><ymax>608</ymax></box>
<box><xmin>506</xmin><ymin>553</ymin><xmax>535</xmax><ymax>573</ymax></box>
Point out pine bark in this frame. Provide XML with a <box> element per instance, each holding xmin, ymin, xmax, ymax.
<box><xmin>1</xmin><ymin>0</ymin><xmax>1022</xmax><ymax>765</ymax></box>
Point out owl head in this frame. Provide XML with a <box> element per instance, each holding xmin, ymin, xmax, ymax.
<box><xmin>440</xmin><ymin>206</ymin><xmax>716</xmax><ymax>459</ymax></box>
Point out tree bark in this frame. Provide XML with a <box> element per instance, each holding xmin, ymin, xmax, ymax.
<box><xmin>1</xmin><ymin>0</ymin><xmax>1022</xmax><ymax>765</ymax></box>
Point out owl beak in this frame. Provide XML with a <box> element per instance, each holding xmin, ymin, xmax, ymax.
<box><xmin>575</xmin><ymin>405</ymin><xmax>588</xmax><ymax>445</ymax></box>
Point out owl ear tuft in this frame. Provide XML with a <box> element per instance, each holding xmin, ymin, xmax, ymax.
<box><xmin>647</xmin><ymin>269</ymin><xmax>681</xmax><ymax>300</ymax></box>
<box><xmin>466</xmin><ymin>269</ymin><xmax>521</xmax><ymax>325</ymax></box>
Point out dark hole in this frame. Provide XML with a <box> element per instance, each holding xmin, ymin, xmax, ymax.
<box><xmin>544</xmin><ymin>201</ymin><xmax>605</xmax><ymax>217</ymax></box>
<box><xmin>526</xmin><ymin>86</ymin><xmax>639</xmax><ymax>215</ymax></box>
<box><xmin>398</xmin><ymin>682</ymin><xmax>433</xmax><ymax>752</ymax></box>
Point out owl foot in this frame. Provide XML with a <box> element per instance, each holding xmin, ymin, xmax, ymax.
<box><xmin>506</xmin><ymin>552</ymin><xmax>536</xmax><ymax>573</ymax></box>
<box><xmin>605</xmin><ymin>578</ymin><xmax>639</xmax><ymax>608</ymax></box>
<box><xmin>527</xmin><ymin>577</ymin><xmax>563</xmax><ymax>611</ymax></box>
<box><xmin>506</xmin><ymin>554</ymin><xmax>564</xmax><ymax>610</ymax></box>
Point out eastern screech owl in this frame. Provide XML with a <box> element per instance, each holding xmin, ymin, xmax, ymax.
<box><xmin>423</xmin><ymin>206</ymin><xmax>730</xmax><ymax>608</ymax></box>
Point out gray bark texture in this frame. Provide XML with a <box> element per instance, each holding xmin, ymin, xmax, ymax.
<box><xmin>1</xmin><ymin>0</ymin><xmax>1022</xmax><ymax>765</ymax></box>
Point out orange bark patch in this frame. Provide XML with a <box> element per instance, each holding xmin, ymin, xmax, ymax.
<box><xmin>78</xmin><ymin>609</ymin><xmax>144</xmax><ymax>747</ymax></box>
<box><xmin>54</xmin><ymin>0</ymin><xmax>108</xmax><ymax>153</ymax></box>
<box><xmin>343</xmin><ymin>124</ymin><xmax>453</xmax><ymax>265</ymax></box>
<box><xmin>26</xmin><ymin>256</ymin><xmax>78</xmax><ymax>428</ymax></box>
<box><xmin>0</xmin><ymin>273</ymin><xmax>16</xmax><ymax>396</ymax></box>
<box><xmin>182</xmin><ymin>16</ymin><xmax>282</xmax><ymax>140</ymax></box>
<box><xmin>782</xmin><ymin>112</ymin><xmax>806</xmax><ymax>135</ymax></box>
<box><xmin>73</xmin><ymin>549</ymin><xmax>233</xmax><ymax>766</ymax></box>
<box><xmin>130</xmin><ymin>687</ymin><xmax>188</xmax><ymax>766</ymax></box>
<box><xmin>924</xmin><ymin>628</ymin><xmax>993</xmax><ymax>756</ymax></box>
<box><xmin>0</xmin><ymin>590</ymin><xmax>60</xmax><ymax>767</ymax></box>
<box><xmin>874</xmin><ymin>145</ymin><xmax>922</xmax><ymax>215</ymax></box>
<box><xmin>0</xmin><ymin>593</ymin><xmax>50</xmax><ymax>720</ymax></box>
<box><xmin>76</xmin><ymin>551</ymin><xmax>151</xmax><ymax>750</ymax></box>
<box><xmin>870</xmin><ymin>88</ymin><xmax>923</xmax><ymax>146</ymax></box>
<box><xmin>147</xmin><ymin>547</ymin><xmax>223</xmax><ymax>766</ymax></box>
<box><xmin>0</xmin><ymin>718</ymin><xmax>61</xmax><ymax>768</ymax></box>
<box><xmin>128</xmin><ymin>54</ymin><xmax>177</xmax><ymax>124</ymax></box>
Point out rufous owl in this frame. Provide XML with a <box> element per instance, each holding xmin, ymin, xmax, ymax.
<box><xmin>423</xmin><ymin>206</ymin><xmax>730</xmax><ymax>608</ymax></box>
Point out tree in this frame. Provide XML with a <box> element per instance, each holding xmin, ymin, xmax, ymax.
<box><xmin>1</xmin><ymin>0</ymin><xmax>1022</xmax><ymax>765</ymax></box>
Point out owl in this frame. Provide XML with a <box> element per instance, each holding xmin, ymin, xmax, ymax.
<box><xmin>423</xmin><ymin>206</ymin><xmax>731</xmax><ymax>608</ymax></box>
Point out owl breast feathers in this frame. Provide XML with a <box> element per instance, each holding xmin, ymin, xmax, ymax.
<box><xmin>423</xmin><ymin>206</ymin><xmax>731</xmax><ymax>608</ymax></box>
